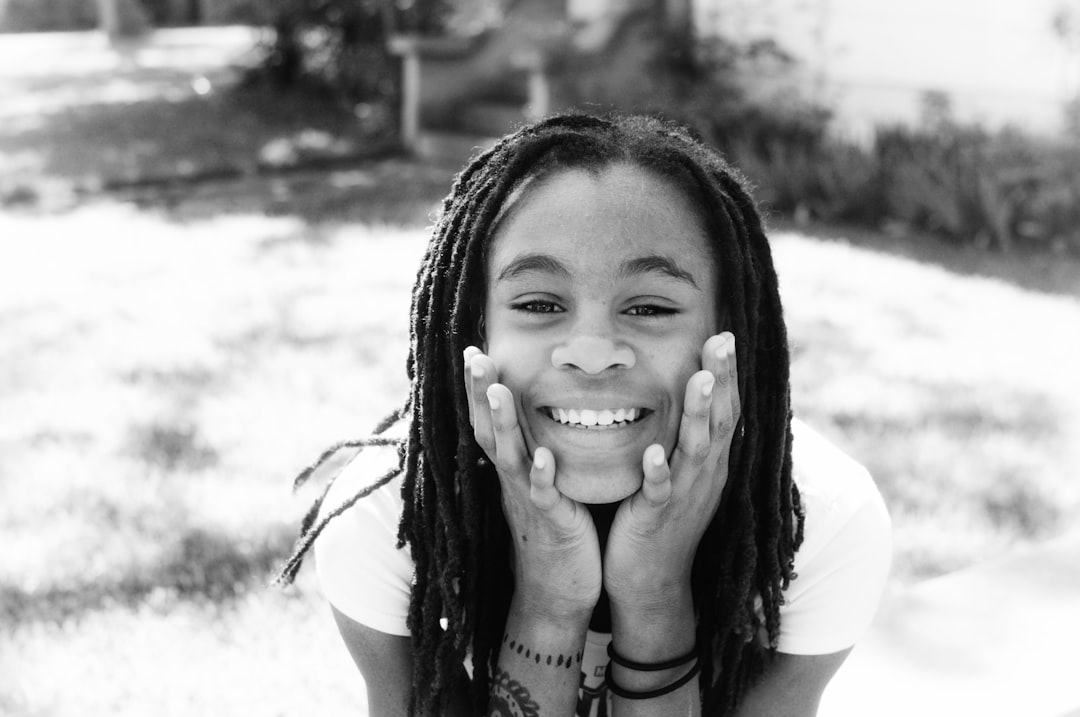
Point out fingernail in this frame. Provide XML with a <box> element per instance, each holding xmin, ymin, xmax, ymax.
<box><xmin>486</xmin><ymin>387</ymin><xmax>500</xmax><ymax>410</ymax></box>
<box><xmin>702</xmin><ymin>375</ymin><xmax>715</xmax><ymax>397</ymax></box>
<box><xmin>534</xmin><ymin>452</ymin><xmax>546</xmax><ymax>470</ymax></box>
<box><xmin>651</xmin><ymin>445</ymin><xmax>666</xmax><ymax>466</ymax></box>
<box><xmin>472</xmin><ymin>360</ymin><xmax>485</xmax><ymax>380</ymax></box>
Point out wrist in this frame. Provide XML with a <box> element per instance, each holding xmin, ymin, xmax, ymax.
<box><xmin>608</xmin><ymin>578</ymin><xmax>692</xmax><ymax>627</ymax></box>
<box><xmin>502</xmin><ymin>595</ymin><xmax>591</xmax><ymax>672</ymax></box>
<box><xmin>509</xmin><ymin>589</ymin><xmax>595</xmax><ymax>633</ymax></box>
<box><xmin>609</xmin><ymin>583</ymin><xmax>695</xmax><ymax>663</ymax></box>
<box><xmin>513</xmin><ymin>573</ymin><xmax>600</xmax><ymax>624</ymax></box>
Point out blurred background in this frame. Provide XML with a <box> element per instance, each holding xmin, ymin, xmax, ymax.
<box><xmin>1</xmin><ymin>0</ymin><xmax>1078</xmax><ymax>714</ymax></box>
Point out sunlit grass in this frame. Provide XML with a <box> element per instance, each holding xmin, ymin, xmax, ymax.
<box><xmin>1</xmin><ymin>197</ymin><xmax>429</xmax><ymax>715</ymax></box>
<box><xmin>776</xmin><ymin>231</ymin><xmax>1080</xmax><ymax>579</ymax></box>
<box><xmin>3</xmin><ymin>24</ymin><xmax>1078</xmax><ymax>717</ymax></box>
<box><xmin>2</xmin><ymin>187</ymin><xmax>1078</xmax><ymax>714</ymax></box>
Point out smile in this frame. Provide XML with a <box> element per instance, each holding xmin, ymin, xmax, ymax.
<box><xmin>544</xmin><ymin>407</ymin><xmax>648</xmax><ymax>429</ymax></box>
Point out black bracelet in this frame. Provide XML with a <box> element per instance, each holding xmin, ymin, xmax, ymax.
<box><xmin>605</xmin><ymin>658</ymin><xmax>702</xmax><ymax>700</ymax></box>
<box><xmin>606</xmin><ymin>642</ymin><xmax>698</xmax><ymax>671</ymax></box>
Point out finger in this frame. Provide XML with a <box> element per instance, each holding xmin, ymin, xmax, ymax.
<box><xmin>486</xmin><ymin>382</ymin><xmax>529</xmax><ymax>473</ymax></box>
<box><xmin>469</xmin><ymin>352</ymin><xmax>497</xmax><ymax>457</ymax></box>
<box><xmin>639</xmin><ymin>443</ymin><xmax>671</xmax><ymax>507</ymax></box>
<box><xmin>710</xmin><ymin>333</ymin><xmax>736</xmax><ymax>439</ymax></box>
<box><xmin>529</xmin><ymin>447</ymin><xmax>560</xmax><ymax>511</ymax></box>
<box><xmin>701</xmin><ymin>333</ymin><xmax>728</xmax><ymax>379</ymax></box>
<box><xmin>675</xmin><ymin>369</ymin><xmax>715</xmax><ymax>468</ymax></box>
<box><xmin>726</xmin><ymin>333</ymin><xmax>741</xmax><ymax>427</ymax></box>
<box><xmin>463</xmin><ymin>346</ymin><xmax>482</xmax><ymax>427</ymax></box>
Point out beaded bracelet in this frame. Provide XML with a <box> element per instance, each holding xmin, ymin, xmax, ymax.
<box><xmin>605</xmin><ymin>658</ymin><xmax>702</xmax><ymax>700</ymax></box>
<box><xmin>606</xmin><ymin>642</ymin><xmax>698</xmax><ymax>672</ymax></box>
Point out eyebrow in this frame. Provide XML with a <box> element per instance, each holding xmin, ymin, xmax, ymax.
<box><xmin>495</xmin><ymin>252</ymin><xmax>700</xmax><ymax>289</ymax></box>
<box><xmin>618</xmin><ymin>255</ymin><xmax>700</xmax><ymax>289</ymax></box>
<box><xmin>495</xmin><ymin>253</ymin><xmax>571</xmax><ymax>282</ymax></box>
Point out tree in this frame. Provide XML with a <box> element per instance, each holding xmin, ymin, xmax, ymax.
<box><xmin>96</xmin><ymin>0</ymin><xmax>149</xmax><ymax>40</ymax></box>
<box><xmin>253</xmin><ymin>0</ymin><xmax>450</xmax><ymax>102</ymax></box>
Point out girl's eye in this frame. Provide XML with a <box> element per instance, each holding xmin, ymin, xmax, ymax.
<box><xmin>511</xmin><ymin>300</ymin><xmax>563</xmax><ymax>314</ymax></box>
<box><xmin>626</xmin><ymin>304</ymin><xmax>677</xmax><ymax>317</ymax></box>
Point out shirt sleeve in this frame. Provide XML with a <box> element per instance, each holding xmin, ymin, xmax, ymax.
<box><xmin>312</xmin><ymin>447</ymin><xmax>414</xmax><ymax>637</ymax></box>
<box><xmin>776</xmin><ymin>420</ymin><xmax>893</xmax><ymax>655</ymax></box>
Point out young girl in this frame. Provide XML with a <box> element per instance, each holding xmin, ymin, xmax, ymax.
<box><xmin>278</xmin><ymin>114</ymin><xmax>891</xmax><ymax>716</ymax></box>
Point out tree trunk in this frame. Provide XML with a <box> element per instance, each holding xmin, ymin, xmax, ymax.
<box><xmin>97</xmin><ymin>0</ymin><xmax>149</xmax><ymax>41</ymax></box>
<box><xmin>662</xmin><ymin>0</ymin><xmax>694</xmax><ymax>41</ymax></box>
<box><xmin>97</xmin><ymin>0</ymin><xmax>120</xmax><ymax>39</ymax></box>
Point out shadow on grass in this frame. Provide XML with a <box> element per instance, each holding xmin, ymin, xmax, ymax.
<box><xmin>131</xmin><ymin>154</ymin><xmax>456</xmax><ymax>229</ymax></box>
<box><xmin>824</xmin><ymin>381</ymin><xmax>1067</xmax><ymax>545</ymax></box>
<box><xmin>126</xmin><ymin>420</ymin><xmax>220</xmax><ymax>472</ymax></box>
<box><xmin>829</xmin><ymin>380</ymin><xmax>1061</xmax><ymax>442</ymax></box>
<box><xmin>783</xmin><ymin>219</ymin><xmax>1080</xmax><ymax>302</ymax></box>
<box><xmin>0</xmin><ymin>82</ymin><xmax>403</xmax><ymax>213</ymax></box>
<box><xmin>0</xmin><ymin>525</ymin><xmax>295</xmax><ymax>626</ymax></box>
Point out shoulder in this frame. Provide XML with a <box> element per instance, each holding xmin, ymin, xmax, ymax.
<box><xmin>776</xmin><ymin>418</ymin><xmax>892</xmax><ymax>655</ymax></box>
<box><xmin>313</xmin><ymin>442</ymin><xmax>415</xmax><ymax>637</ymax></box>
<box><xmin>790</xmin><ymin>418</ymin><xmax>885</xmax><ymax>522</ymax></box>
<box><xmin>789</xmin><ymin>417</ymin><xmax>890</xmax><ymax>562</ymax></box>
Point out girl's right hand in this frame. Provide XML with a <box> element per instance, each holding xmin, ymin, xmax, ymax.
<box><xmin>464</xmin><ymin>346</ymin><xmax>602</xmax><ymax>621</ymax></box>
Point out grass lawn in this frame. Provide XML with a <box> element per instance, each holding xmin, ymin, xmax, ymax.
<box><xmin>2</xmin><ymin>27</ymin><xmax>1079</xmax><ymax>717</ymax></box>
<box><xmin>3</xmin><ymin>185</ymin><xmax>1078</xmax><ymax>715</ymax></box>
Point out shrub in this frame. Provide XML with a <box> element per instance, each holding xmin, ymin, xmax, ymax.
<box><xmin>717</xmin><ymin>108</ymin><xmax>1079</xmax><ymax>255</ymax></box>
<box><xmin>246</xmin><ymin>0</ymin><xmax>450</xmax><ymax>107</ymax></box>
<box><xmin>1</xmin><ymin>0</ymin><xmax>98</xmax><ymax>31</ymax></box>
<box><xmin>868</xmin><ymin>124</ymin><xmax>1080</xmax><ymax>253</ymax></box>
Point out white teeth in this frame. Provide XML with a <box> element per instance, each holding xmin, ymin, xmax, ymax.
<box><xmin>549</xmin><ymin>407</ymin><xmax>642</xmax><ymax>426</ymax></box>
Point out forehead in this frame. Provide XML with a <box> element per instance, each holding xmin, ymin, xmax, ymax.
<box><xmin>486</xmin><ymin>163</ymin><xmax>716</xmax><ymax>280</ymax></box>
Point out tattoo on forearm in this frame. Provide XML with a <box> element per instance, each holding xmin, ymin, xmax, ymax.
<box><xmin>488</xmin><ymin>665</ymin><xmax>541</xmax><ymax>717</ymax></box>
<box><xmin>503</xmin><ymin>633</ymin><xmax>583</xmax><ymax>669</ymax></box>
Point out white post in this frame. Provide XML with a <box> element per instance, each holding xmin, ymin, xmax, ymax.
<box><xmin>526</xmin><ymin>65</ymin><xmax>550</xmax><ymax>121</ymax></box>
<box><xmin>97</xmin><ymin>0</ymin><xmax>120</xmax><ymax>41</ymax></box>
<box><xmin>401</xmin><ymin>49</ymin><xmax>421</xmax><ymax>151</ymax></box>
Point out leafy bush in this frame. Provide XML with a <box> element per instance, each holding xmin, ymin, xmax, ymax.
<box><xmin>728</xmin><ymin>136</ymin><xmax>884</xmax><ymax>225</ymax></box>
<box><xmin>720</xmin><ymin>109</ymin><xmax>1080</xmax><ymax>255</ymax></box>
<box><xmin>1</xmin><ymin>0</ymin><xmax>99</xmax><ymax>31</ymax></box>
<box><xmin>246</xmin><ymin>0</ymin><xmax>450</xmax><ymax>108</ymax></box>
<box><xmin>870</xmin><ymin>125</ymin><xmax>1080</xmax><ymax>253</ymax></box>
<box><xmin>605</xmin><ymin>29</ymin><xmax>1078</xmax><ymax>256</ymax></box>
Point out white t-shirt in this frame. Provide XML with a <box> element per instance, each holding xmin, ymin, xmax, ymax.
<box><xmin>313</xmin><ymin>418</ymin><xmax>891</xmax><ymax>709</ymax></box>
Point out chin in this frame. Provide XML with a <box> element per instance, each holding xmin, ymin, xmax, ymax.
<box><xmin>554</xmin><ymin>461</ymin><xmax>642</xmax><ymax>504</ymax></box>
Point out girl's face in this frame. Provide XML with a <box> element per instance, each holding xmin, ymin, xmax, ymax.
<box><xmin>483</xmin><ymin>163</ymin><xmax>720</xmax><ymax>503</ymax></box>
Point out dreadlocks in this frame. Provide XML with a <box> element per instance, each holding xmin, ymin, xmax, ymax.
<box><xmin>278</xmin><ymin>113</ymin><xmax>804</xmax><ymax>716</ymax></box>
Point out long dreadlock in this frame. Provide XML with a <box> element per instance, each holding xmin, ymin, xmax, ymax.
<box><xmin>277</xmin><ymin>113</ymin><xmax>804</xmax><ymax>716</ymax></box>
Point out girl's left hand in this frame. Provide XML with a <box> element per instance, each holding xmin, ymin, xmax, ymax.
<box><xmin>603</xmin><ymin>332</ymin><xmax>741</xmax><ymax>611</ymax></box>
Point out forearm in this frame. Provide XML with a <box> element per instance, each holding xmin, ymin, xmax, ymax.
<box><xmin>609</xmin><ymin>585</ymin><xmax>700</xmax><ymax>717</ymax></box>
<box><xmin>488</xmin><ymin>595</ymin><xmax>591</xmax><ymax>716</ymax></box>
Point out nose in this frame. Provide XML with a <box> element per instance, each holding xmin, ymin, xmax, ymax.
<box><xmin>551</xmin><ymin>334</ymin><xmax>636</xmax><ymax>374</ymax></box>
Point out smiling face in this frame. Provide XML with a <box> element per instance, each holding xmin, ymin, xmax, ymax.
<box><xmin>483</xmin><ymin>162</ymin><xmax>720</xmax><ymax>503</ymax></box>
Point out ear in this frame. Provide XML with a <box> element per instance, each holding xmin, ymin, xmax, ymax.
<box><xmin>476</xmin><ymin>313</ymin><xmax>487</xmax><ymax>352</ymax></box>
